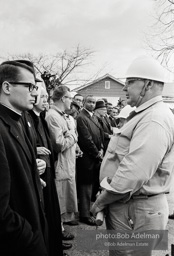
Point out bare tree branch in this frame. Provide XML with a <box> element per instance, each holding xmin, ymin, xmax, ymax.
<box><xmin>145</xmin><ymin>0</ymin><xmax>174</xmax><ymax>71</ymax></box>
<box><xmin>4</xmin><ymin>46</ymin><xmax>96</xmax><ymax>96</ymax></box>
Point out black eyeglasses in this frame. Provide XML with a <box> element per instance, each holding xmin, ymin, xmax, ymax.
<box><xmin>8</xmin><ymin>82</ymin><xmax>38</xmax><ymax>92</ymax></box>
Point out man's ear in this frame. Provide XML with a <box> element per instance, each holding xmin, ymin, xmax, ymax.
<box><xmin>145</xmin><ymin>80</ymin><xmax>153</xmax><ymax>91</ymax></box>
<box><xmin>61</xmin><ymin>96</ymin><xmax>65</xmax><ymax>103</ymax></box>
<box><xmin>2</xmin><ymin>81</ymin><xmax>11</xmax><ymax>94</ymax></box>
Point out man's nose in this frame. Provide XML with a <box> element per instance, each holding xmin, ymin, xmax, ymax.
<box><xmin>31</xmin><ymin>88</ymin><xmax>39</xmax><ymax>96</ymax></box>
<box><xmin>123</xmin><ymin>85</ymin><xmax>127</xmax><ymax>91</ymax></box>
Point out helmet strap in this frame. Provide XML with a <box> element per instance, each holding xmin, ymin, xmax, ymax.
<box><xmin>136</xmin><ymin>80</ymin><xmax>150</xmax><ymax>107</ymax></box>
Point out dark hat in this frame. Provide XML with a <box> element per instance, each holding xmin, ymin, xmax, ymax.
<box><xmin>1</xmin><ymin>60</ymin><xmax>42</xmax><ymax>82</ymax></box>
<box><xmin>71</xmin><ymin>100</ymin><xmax>81</xmax><ymax>110</ymax></box>
<box><xmin>95</xmin><ymin>100</ymin><xmax>106</xmax><ymax>110</ymax></box>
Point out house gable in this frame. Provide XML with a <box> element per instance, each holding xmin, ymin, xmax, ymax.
<box><xmin>73</xmin><ymin>74</ymin><xmax>126</xmax><ymax>103</ymax></box>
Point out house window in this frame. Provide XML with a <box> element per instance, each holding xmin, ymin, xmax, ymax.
<box><xmin>105</xmin><ymin>81</ymin><xmax>110</xmax><ymax>89</ymax></box>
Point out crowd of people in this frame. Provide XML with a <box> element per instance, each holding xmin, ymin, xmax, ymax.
<box><xmin>0</xmin><ymin>55</ymin><xmax>174</xmax><ymax>256</ymax></box>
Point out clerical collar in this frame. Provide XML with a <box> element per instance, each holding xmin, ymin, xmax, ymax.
<box><xmin>0</xmin><ymin>103</ymin><xmax>21</xmax><ymax>121</ymax></box>
<box><xmin>33</xmin><ymin>109</ymin><xmax>40</xmax><ymax>116</ymax></box>
<box><xmin>0</xmin><ymin>103</ymin><xmax>22</xmax><ymax>116</ymax></box>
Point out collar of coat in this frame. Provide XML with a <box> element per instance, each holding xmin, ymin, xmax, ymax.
<box><xmin>0</xmin><ymin>103</ymin><xmax>21</xmax><ymax>122</ymax></box>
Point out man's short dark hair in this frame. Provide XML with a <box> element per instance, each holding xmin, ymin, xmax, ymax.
<box><xmin>84</xmin><ymin>95</ymin><xmax>94</xmax><ymax>103</ymax></box>
<box><xmin>0</xmin><ymin>64</ymin><xmax>21</xmax><ymax>91</ymax></box>
<box><xmin>1</xmin><ymin>60</ymin><xmax>41</xmax><ymax>82</ymax></box>
<box><xmin>74</xmin><ymin>93</ymin><xmax>83</xmax><ymax>99</ymax></box>
<box><xmin>52</xmin><ymin>85</ymin><xmax>70</xmax><ymax>102</ymax></box>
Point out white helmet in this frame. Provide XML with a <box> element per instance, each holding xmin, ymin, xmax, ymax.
<box><xmin>125</xmin><ymin>55</ymin><xmax>166</xmax><ymax>83</ymax></box>
<box><xmin>116</xmin><ymin>105</ymin><xmax>136</xmax><ymax>119</ymax></box>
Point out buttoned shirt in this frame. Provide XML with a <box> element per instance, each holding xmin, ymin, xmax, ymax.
<box><xmin>100</xmin><ymin>96</ymin><xmax>174</xmax><ymax>197</ymax></box>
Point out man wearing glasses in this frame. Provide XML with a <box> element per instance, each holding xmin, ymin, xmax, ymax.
<box><xmin>91</xmin><ymin>56</ymin><xmax>174</xmax><ymax>256</ymax></box>
<box><xmin>0</xmin><ymin>60</ymin><xmax>50</xmax><ymax>256</ymax></box>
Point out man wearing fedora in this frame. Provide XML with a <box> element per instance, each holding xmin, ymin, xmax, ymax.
<box><xmin>94</xmin><ymin>99</ymin><xmax>113</xmax><ymax>153</ymax></box>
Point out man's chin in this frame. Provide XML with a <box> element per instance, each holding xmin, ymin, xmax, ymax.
<box><xmin>28</xmin><ymin>104</ymin><xmax>34</xmax><ymax>110</ymax></box>
<box><xmin>127</xmin><ymin>100</ymin><xmax>135</xmax><ymax>107</ymax></box>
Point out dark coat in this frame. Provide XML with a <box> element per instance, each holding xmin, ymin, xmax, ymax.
<box><xmin>22</xmin><ymin>110</ymin><xmax>63</xmax><ymax>256</ymax></box>
<box><xmin>76</xmin><ymin>109</ymin><xmax>104</xmax><ymax>184</ymax></box>
<box><xmin>0</xmin><ymin>104</ymin><xmax>48</xmax><ymax>256</ymax></box>
<box><xmin>96</xmin><ymin>115</ymin><xmax>113</xmax><ymax>153</ymax></box>
<box><xmin>109</xmin><ymin>115</ymin><xmax>118</xmax><ymax>127</ymax></box>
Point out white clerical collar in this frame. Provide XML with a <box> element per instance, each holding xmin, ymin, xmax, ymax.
<box><xmin>0</xmin><ymin>103</ymin><xmax>22</xmax><ymax>116</ymax></box>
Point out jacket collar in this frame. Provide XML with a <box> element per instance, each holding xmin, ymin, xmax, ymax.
<box><xmin>135</xmin><ymin>96</ymin><xmax>163</xmax><ymax>114</ymax></box>
<box><xmin>83</xmin><ymin>108</ymin><xmax>93</xmax><ymax>117</ymax></box>
<box><xmin>0</xmin><ymin>103</ymin><xmax>21</xmax><ymax>121</ymax></box>
<box><xmin>51</xmin><ymin>105</ymin><xmax>65</xmax><ymax>116</ymax></box>
<box><xmin>0</xmin><ymin>104</ymin><xmax>33</xmax><ymax>164</ymax></box>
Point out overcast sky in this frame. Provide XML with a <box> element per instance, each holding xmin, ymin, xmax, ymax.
<box><xmin>0</xmin><ymin>0</ymin><xmax>158</xmax><ymax>83</ymax></box>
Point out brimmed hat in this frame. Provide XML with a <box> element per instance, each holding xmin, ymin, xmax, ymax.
<box><xmin>1</xmin><ymin>60</ymin><xmax>42</xmax><ymax>82</ymax></box>
<box><xmin>95</xmin><ymin>100</ymin><xmax>106</xmax><ymax>110</ymax></box>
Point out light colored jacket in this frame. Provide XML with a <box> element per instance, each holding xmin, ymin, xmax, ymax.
<box><xmin>46</xmin><ymin>105</ymin><xmax>77</xmax><ymax>180</ymax></box>
<box><xmin>46</xmin><ymin>105</ymin><xmax>78</xmax><ymax>214</ymax></box>
<box><xmin>100</xmin><ymin>96</ymin><xmax>174</xmax><ymax>198</ymax></box>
